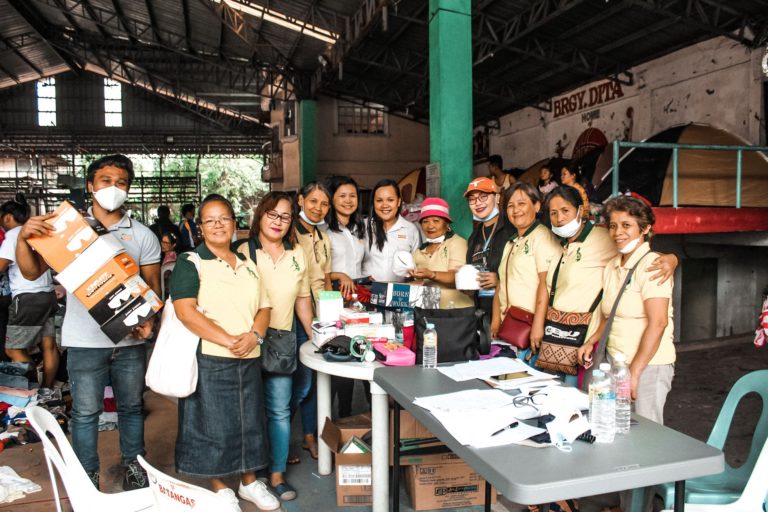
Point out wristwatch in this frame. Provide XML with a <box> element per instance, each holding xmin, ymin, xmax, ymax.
<box><xmin>252</xmin><ymin>331</ymin><xmax>265</xmax><ymax>345</ymax></box>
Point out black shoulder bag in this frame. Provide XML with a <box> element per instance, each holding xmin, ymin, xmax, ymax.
<box><xmin>414</xmin><ymin>307</ymin><xmax>491</xmax><ymax>364</ymax></box>
<box><xmin>248</xmin><ymin>238</ymin><xmax>298</xmax><ymax>375</ymax></box>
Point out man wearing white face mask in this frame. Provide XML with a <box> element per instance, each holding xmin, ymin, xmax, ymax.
<box><xmin>464</xmin><ymin>177</ymin><xmax>515</xmax><ymax>317</ymax></box>
<box><xmin>15</xmin><ymin>154</ymin><xmax>161</xmax><ymax>492</ymax></box>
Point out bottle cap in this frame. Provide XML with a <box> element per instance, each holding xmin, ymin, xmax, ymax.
<box><xmin>426</xmin><ymin>323</ymin><xmax>435</xmax><ymax>329</ymax></box>
<box><xmin>599</xmin><ymin>363</ymin><xmax>611</xmax><ymax>372</ymax></box>
<box><xmin>613</xmin><ymin>352</ymin><xmax>627</xmax><ymax>362</ymax></box>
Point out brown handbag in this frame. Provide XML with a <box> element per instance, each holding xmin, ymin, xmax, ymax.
<box><xmin>497</xmin><ymin>249</ymin><xmax>533</xmax><ymax>349</ymax></box>
<box><xmin>536</xmin><ymin>255</ymin><xmax>602</xmax><ymax>375</ymax></box>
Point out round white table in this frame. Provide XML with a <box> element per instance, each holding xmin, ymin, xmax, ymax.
<box><xmin>299</xmin><ymin>341</ymin><xmax>389</xmax><ymax>512</ymax></box>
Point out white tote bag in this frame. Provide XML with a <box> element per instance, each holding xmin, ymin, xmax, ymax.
<box><xmin>145</xmin><ymin>254</ymin><xmax>201</xmax><ymax>398</ymax></box>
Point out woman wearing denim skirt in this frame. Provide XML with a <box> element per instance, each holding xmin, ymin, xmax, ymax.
<box><xmin>170</xmin><ymin>194</ymin><xmax>279</xmax><ymax>512</ymax></box>
<box><xmin>235</xmin><ymin>191</ymin><xmax>313</xmax><ymax>502</ymax></box>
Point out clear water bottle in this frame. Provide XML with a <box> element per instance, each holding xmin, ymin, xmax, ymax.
<box><xmin>422</xmin><ymin>322</ymin><xmax>438</xmax><ymax>369</ymax></box>
<box><xmin>589</xmin><ymin>369</ymin><xmax>616</xmax><ymax>443</ymax></box>
<box><xmin>612</xmin><ymin>352</ymin><xmax>632</xmax><ymax>434</ymax></box>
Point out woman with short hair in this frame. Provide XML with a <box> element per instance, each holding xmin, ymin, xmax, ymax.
<box><xmin>492</xmin><ymin>183</ymin><xmax>560</xmax><ymax>354</ymax></box>
<box><xmin>577</xmin><ymin>195</ymin><xmax>675</xmax><ymax>424</ymax></box>
<box><xmin>171</xmin><ymin>194</ymin><xmax>278</xmax><ymax>512</ymax></box>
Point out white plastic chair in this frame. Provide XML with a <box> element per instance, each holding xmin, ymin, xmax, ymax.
<box><xmin>136</xmin><ymin>455</ymin><xmax>222</xmax><ymax>511</ymax></box>
<box><xmin>25</xmin><ymin>406</ymin><xmax>155</xmax><ymax>512</ymax></box>
<box><xmin>661</xmin><ymin>435</ymin><xmax>768</xmax><ymax>511</ymax></box>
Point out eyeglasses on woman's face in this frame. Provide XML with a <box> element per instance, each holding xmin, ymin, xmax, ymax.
<box><xmin>201</xmin><ymin>216</ymin><xmax>233</xmax><ymax>227</ymax></box>
<box><xmin>266</xmin><ymin>210</ymin><xmax>292</xmax><ymax>225</ymax></box>
<box><xmin>467</xmin><ymin>192</ymin><xmax>491</xmax><ymax>205</ymax></box>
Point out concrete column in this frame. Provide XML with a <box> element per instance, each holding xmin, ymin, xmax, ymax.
<box><xmin>299</xmin><ymin>99</ymin><xmax>317</xmax><ymax>186</ymax></box>
<box><xmin>428</xmin><ymin>0</ymin><xmax>473</xmax><ymax>237</ymax></box>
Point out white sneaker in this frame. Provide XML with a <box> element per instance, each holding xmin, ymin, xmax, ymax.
<box><xmin>238</xmin><ymin>480</ymin><xmax>280</xmax><ymax>510</ymax></box>
<box><xmin>216</xmin><ymin>488</ymin><xmax>242</xmax><ymax>512</ymax></box>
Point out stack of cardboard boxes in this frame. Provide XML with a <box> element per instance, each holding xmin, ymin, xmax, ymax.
<box><xmin>28</xmin><ymin>202</ymin><xmax>162</xmax><ymax>342</ymax></box>
<box><xmin>321</xmin><ymin>408</ymin><xmax>494</xmax><ymax>509</ymax></box>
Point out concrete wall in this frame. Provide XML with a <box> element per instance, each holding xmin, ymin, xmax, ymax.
<box><xmin>273</xmin><ymin>95</ymin><xmax>430</xmax><ymax>191</ymax></box>
<box><xmin>476</xmin><ymin>36</ymin><xmax>765</xmax><ymax>175</ymax></box>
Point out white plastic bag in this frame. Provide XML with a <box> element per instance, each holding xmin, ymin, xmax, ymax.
<box><xmin>145</xmin><ymin>254</ymin><xmax>200</xmax><ymax>398</ymax></box>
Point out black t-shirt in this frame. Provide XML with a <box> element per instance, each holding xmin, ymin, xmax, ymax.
<box><xmin>465</xmin><ymin>217</ymin><xmax>516</xmax><ymax>316</ymax></box>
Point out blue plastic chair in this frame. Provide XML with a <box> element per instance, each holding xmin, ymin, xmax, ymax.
<box><xmin>654</xmin><ymin>369</ymin><xmax>768</xmax><ymax>508</ymax></box>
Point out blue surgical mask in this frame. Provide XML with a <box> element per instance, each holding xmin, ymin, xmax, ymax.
<box><xmin>472</xmin><ymin>207</ymin><xmax>499</xmax><ymax>223</ymax></box>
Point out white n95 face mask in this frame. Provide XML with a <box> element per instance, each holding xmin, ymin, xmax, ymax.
<box><xmin>618</xmin><ymin>236</ymin><xmax>642</xmax><ymax>254</ymax></box>
<box><xmin>551</xmin><ymin>212</ymin><xmax>582</xmax><ymax>239</ymax></box>
<box><xmin>93</xmin><ymin>186</ymin><xmax>128</xmax><ymax>212</ymax></box>
<box><xmin>299</xmin><ymin>210</ymin><xmax>324</xmax><ymax>226</ymax></box>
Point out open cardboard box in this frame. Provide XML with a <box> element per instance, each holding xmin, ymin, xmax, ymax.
<box><xmin>321</xmin><ymin>413</ymin><xmax>373</xmax><ymax>507</ymax></box>
<box><xmin>390</xmin><ymin>408</ymin><xmax>447</xmax><ymax>465</ymax></box>
<box><xmin>26</xmin><ymin>201</ymin><xmax>107</xmax><ymax>273</ymax></box>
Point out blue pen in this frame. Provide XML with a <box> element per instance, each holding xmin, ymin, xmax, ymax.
<box><xmin>491</xmin><ymin>421</ymin><xmax>519</xmax><ymax>437</ymax></box>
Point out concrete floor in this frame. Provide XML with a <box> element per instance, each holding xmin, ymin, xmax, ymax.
<box><xmin>1</xmin><ymin>335</ymin><xmax>766</xmax><ymax>511</ymax></box>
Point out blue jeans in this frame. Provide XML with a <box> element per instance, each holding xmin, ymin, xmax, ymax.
<box><xmin>290</xmin><ymin>321</ymin><xmax>316</xmax><ymax>436</ymax></box>
<box><xmin>67</xmin><ymin>345</ymin><xmax>146</xmax><ymax>473</ymax></box>
<box><xmin>263</xmin><ymin>371</ymin><xmax>292</xmax><ymax>474</ymax></box>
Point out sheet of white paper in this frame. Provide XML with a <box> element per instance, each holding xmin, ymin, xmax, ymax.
<box><xmin>413</xmin><ymin>389</ymin><xmax>516</xmax><ymax>413</ymax></box>
<box><xmin>427</xmin><ymin>404</ymin><xmax>541</xmax><ymax>447</ymax></box>
<box><xmin>540</xmin><ymin>386</ymin><xmax>590</xmax><ymax>414</ymax></box>
<box><xmin>437</xmin><ymin>358</ymin><xmax>534</xmax><ymax>382</ymax></box>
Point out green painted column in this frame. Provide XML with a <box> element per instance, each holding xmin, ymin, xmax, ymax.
<box><xmin>429</xmin><ymin>0</ymin><xmax>473</xmax><ymax>237</ymax></box>
<box><xmin>298</xmin><ymin>99</ymin><xmax>317</xmax><ymax>186</ymax></box>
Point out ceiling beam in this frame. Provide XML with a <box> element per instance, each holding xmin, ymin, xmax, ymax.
<box><xmin>0</xmin><ymin>31</ymin><xmax>45</xmax><ymax>76</ymax></box>
<box><xmin>7</xmin><ymin>0</ymin><xmax>82</xmax><ymax>73</ymax></box>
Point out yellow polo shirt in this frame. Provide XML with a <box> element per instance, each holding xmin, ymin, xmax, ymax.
<box><xmin>412</xmin><ymin>233</ymin><xmax>474</xmax><ymax>309</ymax></box>
<box><xmin>295</xmin><ymin>223</ymin><xmax>331</xmax><ymax>304</ymax></box>
<box><xmin>170</xmin><ymin>245</ymin><xmax>269</xmax><ymax>358</ymax></box>
<box><xmin>236</xmin><ymin>239</ymin><xmax>311</xmax><ymax>331</ymax></box>
<box><xmin>498</xmin><ymin>222</ymin><xmax>560</xmax><ymax>314</ymax></box>
<box><xmin>601</xmin><ymin>242</ymin><xmax>675</xmax><ymax>365</ymax></box>
<box><xmin>546</xmin><ymin>224</ymin><xmax>616</xmax><ymax>339</ymax></box>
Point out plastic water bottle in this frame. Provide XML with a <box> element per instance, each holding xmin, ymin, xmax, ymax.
<box><xmin>589</xmin><ymin>369</ymin><xmax>616</xmax><ymax>443</ymax></box>
<box><xmin>612</xmin><ymin>352</ymin><xmax>632</xmax><ymax>434</ymax></box>
<box><xmin>422</xmin><ymin>323</ymin><xmax>438</xmax><ymax>369</ymax></box>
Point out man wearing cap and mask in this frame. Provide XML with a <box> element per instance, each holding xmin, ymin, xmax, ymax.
<box><xmin>15</xmin><ymin>154</ymin><xmax>161</xmax><ymax>493</ymax></box>
<box><xmin>464</xmin><ymin>177</ymin><xmax>516</xmax><ymax>317</ymax></box>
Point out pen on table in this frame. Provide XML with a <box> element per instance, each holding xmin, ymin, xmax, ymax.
<box><xmin>491</xmin><ymin>421</ymin><xmax>519</xmax><ymax>437</ymax></box>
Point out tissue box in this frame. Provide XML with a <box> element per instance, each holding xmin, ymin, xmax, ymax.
<box><xmin>340</xmin><ymin>308</ymin><xmax>370</xmax><ymax>324</ymax></box>
<box><xmin>100</xmin><ymin>287</ymin><xmax>163</xmax><ymax>343</ymax></box>
<box><xmin>71</xmin><ymin>253</ymin><xmax>140</xmax><ymax>312</ymax></box>
<box><xmin>317</xmin><ymin>291</ymin><xmax>344</xmax><ymax>322</ymax></box>
<box><xmin>56</xmin><ymin>235</ymin><xmax>126</xmax><ymax>293</ymax></box>
<box><xmin>343</xmin><ymin>323</ymin><xmax>396</xmax><ymax>340</ymax></box>
<box><xmin>26</xmin><ymin>201</ymin><xmax>108</xmax><ymax>273</ymax></box>
<box><xmin>369</xmin><ymin>282</ymin><xmax>441</xmax><ymax>310</ymax></box>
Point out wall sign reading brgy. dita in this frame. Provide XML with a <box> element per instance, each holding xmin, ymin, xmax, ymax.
<box><xmin>553</xmin><ymin>80</ymin><xmax>625</xmax><ymax>119</ymax></box>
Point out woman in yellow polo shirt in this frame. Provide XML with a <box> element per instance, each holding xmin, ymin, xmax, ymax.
<box><xmin>170</xmin><ymin>194</ymin><xmax>278</xmax><ymax>511</ymax></box>
<box><xmin>577</xmin><ymin>196</ymin><xmax>675</xmax><ymax>424</ymax></box>
<box><xmin>291</xmin><ymin>181</ymin><xmax>332</xmax><ymax>462</ymax></box>
<box><xmin>538</xmin><ymin>186</ymin><xmax>678</xmax><ymax>386</ymax></box>
<box><xmin>236</xmin><ymin>192</ymin><xmax>313</xmax><ymax>503</ymax></box>
<box><xmin>409</xmin><ymin>198</ymin><xmax>473</xmax><ymax>309</ymax></box>
<box><xmin>492</xmin><ymin>183</ymin><xmax>560</xmax><ymax>356</ymax></box>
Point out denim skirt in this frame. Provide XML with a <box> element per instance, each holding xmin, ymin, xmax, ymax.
<box><xmin>176</xmin><ymin>352</ymin><xmax>269</xmax><ymax>477</ymax></box>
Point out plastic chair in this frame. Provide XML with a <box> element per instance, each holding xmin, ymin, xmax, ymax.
<box><xmin>25</xmin><ymin>406</ymin><xmax>155</xmax><ymax>512</ymax></box>
<box><xmin>660</xmin><ymin>435</ymin><xmax>768</xmax><ymax>511</ymax></box>
<box><xmin>136</xmin><ymin>455</ymin><xmax>221</xmax><ymax>511</ymax></box>
<box><xmin>654</xmin><ymin>369</ymin><xmax>768</xmax><ymax>508</ymax></box>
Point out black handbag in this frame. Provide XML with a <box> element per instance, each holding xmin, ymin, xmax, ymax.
<box><xmin>261</xmin><ymin>327</ymin><xmax>297</xmax><ymax>374</ymax></box>
<box><xmin>245</xmin><ymin>238</ymin><xmax>298</xmax><ymax>374</ymax></box>
<box><xmin>414</xmin><ymin>307</ymin><xmax>491</xmax><ymax>364</ymax></box>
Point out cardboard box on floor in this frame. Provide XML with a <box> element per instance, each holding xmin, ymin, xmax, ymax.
<box><xmin>390</xmin><ymin>408</ymin><xmax>447</xmax><ymax>464</ymax></box>
<box><xmin>26</xmin><ymin>201</ymin><xmax>107</xmax><ymax>273</ymax></box>
<box><xmin>321</xmin><ymin>414</ymin><xmax>373</xmax><ymax>507</ymax></box>
<box><xmin>405</xmin><ymin>459</ymin><xmax>496</xmax><ymax>510</ymax></box>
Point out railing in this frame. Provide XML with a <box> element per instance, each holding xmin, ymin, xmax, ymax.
<box><xmin>611</xmin><ymin>139</ymin><xmax>768</xmax><ymax>208</ymax></box>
